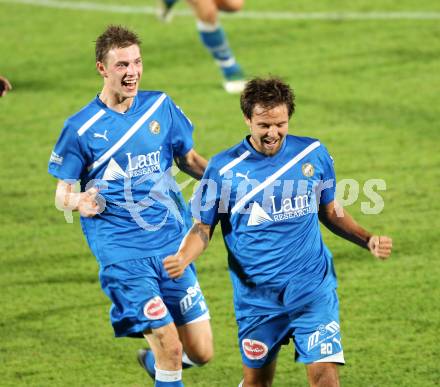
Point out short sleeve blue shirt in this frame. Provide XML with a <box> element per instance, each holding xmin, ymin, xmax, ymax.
<box><xmin>48</xmin><ymin>91</ymin><xmax>194</xmax><ymax>267</ymax></box>
<box><xmin>191</xmin><ymin>135</ymin><xmax>337</xmax><ymax>318</ymax></box>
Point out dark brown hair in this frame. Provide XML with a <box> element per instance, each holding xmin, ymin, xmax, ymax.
<box><xmin>240</xmin><ymin>77</ymin><xmax>295</xmax><ymax>119</ymax></box>
<box><xmin>95</xmin><ymin>25</ymin><xmax>141</xmax><ymax>63</ymax></box>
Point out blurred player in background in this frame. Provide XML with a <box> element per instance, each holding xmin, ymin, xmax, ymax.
<box><xmin>0</xmin><ymin>75</ymin><xmax>12</xmax><ymax>97</ymax></box>
<box><xmin>48</xmin><ymin>25</ymin><xmax>213</xmax><ymax>386</ymax></box>
<box><xmin>158</xmin><ymin>0</ymin><xmax>246</xmax><ymax>94</ymax></box>
<box><xmin>163</xmin><ymin>77</ymin><xmax>393</xmax><ymax>386</ymax></box>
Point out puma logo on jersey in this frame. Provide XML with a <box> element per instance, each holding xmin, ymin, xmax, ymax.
<box><xmin>94</xmin><ymin>130</ymin><xmax>109</xmax><ymax>142</ymax></box>
<box><xmin>333</xmin><ymin>337</ymin><xmax>341</xmax><ymax>348</ymax></box>
<box><xmin>236</xmin><ymin>171</ymin><xmax>250</xmax><ymax>182</ymax></box>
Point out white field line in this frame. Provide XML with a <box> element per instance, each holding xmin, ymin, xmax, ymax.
<box><xmin>1</xmin><ymin>0</ymin><xmax>440</xmax><ymax>21</ymax></box>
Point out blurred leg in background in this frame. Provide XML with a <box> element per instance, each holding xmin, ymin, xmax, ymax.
<box><xmin>158</xmin><ymin>0</ymin><xmax>246</xmax><ymax>93</ymax></box>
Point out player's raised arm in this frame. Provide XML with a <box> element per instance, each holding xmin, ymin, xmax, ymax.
<box><xmin>318</xmin><ymin>200</ymin><xmax>392</xmax><ymax>260</ymax></box>
<box><xmin>174</xmin><ymin>149</ymin><xmax>208</xmax><ymax>180</ymax></box>
<box><xmin>55</xmin><ymin>180</ymin><xmax>100</xmax><ymax>218</ymax></box>
<box><xmin>163</xmin><ymin>221</ymin><xmax>212</xmax><ymax>278</ymax></box>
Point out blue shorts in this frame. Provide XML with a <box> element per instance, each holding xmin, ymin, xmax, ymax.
<box><xmin>237</xmin><ymin>289</ymin><xmax>344</xmax><ymax>367</ymax></box>
<box><xmin>99</xmin><ymin>256</ymin><xmax>210</xmax><ymax>337</ymax></box>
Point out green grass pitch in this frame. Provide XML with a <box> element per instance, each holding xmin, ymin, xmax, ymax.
<box><xmin>0</xmin><ymin>0</ymin><xmax>439</xmax><ymax>385</ymax></box>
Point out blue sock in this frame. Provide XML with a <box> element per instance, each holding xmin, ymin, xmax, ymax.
<box><xmin>155</xmin><ymin>368</ymin><xmax>184</xmax><ymax>387</ymax></box>
<box><xmin>145</xmin><ymin>351</ymin><xmax>195</xmax><ymax>374</ymax></box>
<box><xmin>155</xmin><ymin>381</ymin><xmax>183</xmax><ymax>387</ymax></box>
<box><xmin>163</xmin><ymin>0</ymin><xmax>178</xmax><ymax>7</ymax></box>
<box><xmin>196</xmin><ymin>20</ymin><xmax>243</xmax><ymax>79</ymax></box>
<box><xmin>145</xmin><ymin>350</ymin><xmax>156</xmax><ymax>377</ymax></box>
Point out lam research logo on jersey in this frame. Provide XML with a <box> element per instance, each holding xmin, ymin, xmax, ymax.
<box><xmin>102</xmin><ymin>158</ymin><xmax>128</xmax><ymax>180</ymax></box>
<box><xmin>247</xmin><ymin>192</ymin><xmax>315</xmax><ymax>226</ymax></box>
<box><xmin>247</xmin><ymin>202</ymin><xmax>272</xmax><ymax>226</ymax></box>
<box><xmin>271</xmin><ymin>192</ymin><xmax>315</xmax><ymax>221</ymax></box>
<box><xmin>102</xmin><ymin>149</ymin><xmax>162</xmax><ymax>180</ymax></box>
<box><xmin>149</xmin><ymin>120</ymin><xmax>160</xmax><ymax>135</ymax></box>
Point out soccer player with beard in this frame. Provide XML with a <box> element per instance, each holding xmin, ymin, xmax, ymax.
<box><xmin>48</xmin><ymin>25</ymin><xmax>213</xmax><ymax>387</ymax></box>
<box><xmin>163</xmin><ymin>77</ymin><xmax>393</xmax><ymax>386</ymax></box>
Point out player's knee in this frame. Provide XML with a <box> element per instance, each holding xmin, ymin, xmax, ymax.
<box><xmin>169</xmin><ymin>341</ymin><xmax>184</xmax><ymax>361</ymax></box>
<box><xmin>243</xmin><ymin>371</ymin><xmax>272</xmax><ymax>387</ymax></box>
<box><xmin>162</xmin><ymin>339</ymin><xmax>183</xmax><ymax>368</ymax></box>
<box><xmin>217</xmin><ymin>0</ymin><xmax>244</xmax><ymax>13</ymax></box>
<box><xmin>308</xmin><ymin>364</ymin><xmax>339</xmax><ymax>387</ymax></box>
<box><xmin>192</xmin><ymin>344</ymin><xmax>214</xmax><ymax>365</ymax></box>
<box><xmin>198</xmin><ymin>10</ymin><xmax>218</xmax><ymax>24</ymax></box>
<box><xmin>189</xmin><ymin>0</ymin><xmax>218</xmax><ymax>23</ymax></box>
<box><xmin>243</xmin><ymin>378</ymin><xmax>271</xmax><ymax>387</ymax></box>
<box><xmin>153</xmin><ymin>329</ymin><xmax>183</xmax><ymax>363</ymax></box>
<box><xmin>183</xmin><ymin>337</ymin><xmax>214</xmax><ymax>365</ymax></box>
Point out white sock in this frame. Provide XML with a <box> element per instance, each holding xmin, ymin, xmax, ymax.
<box><xmin>182</xmin><ymin>351</ymin><xmax>199</xmax><ymax>367</ymax></box>
<box><xmin>154</xmin><ymin>367</ymin><xmax>182</xmax><ymax>382</ymax></box>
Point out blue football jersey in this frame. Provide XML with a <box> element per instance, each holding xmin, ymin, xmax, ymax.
<box><xmin>48</xmin><ymin>91</ymin><xmax>194</xmax><ymax>267</ymax></box>
<box><xmin>192</xmin><ymin>135</ymin><xmax>337</xmax><ymax>318</ymax></box>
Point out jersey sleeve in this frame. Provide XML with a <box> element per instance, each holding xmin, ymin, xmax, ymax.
<box><xmin>168</xmin><ymin>97</ymin><xmax>194</xmax><ymax>157</ymax></box>
<box><xmin>48</xmin><ymin>120</ymin><xmax>86</xmax><ymax>181</ymax></box>
<box><xmin>318</xmin><ymin>144</ymin><xmax>336</xmax><ymax>205</ymax></box>
<box><xmin>190</xmin><ymin>160</ymin><xmax>222</xmax><ymax>226</ymax></box>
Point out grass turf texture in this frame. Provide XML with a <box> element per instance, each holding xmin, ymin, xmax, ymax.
<box><xmin>0</xmin><ymin>0</ymin><xmax>439</xmax><ymax>385</ymax></box>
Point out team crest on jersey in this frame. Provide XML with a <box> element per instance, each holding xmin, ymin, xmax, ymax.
<box><xmin>302</xmin><ymin>163</ymin><xmax>314</xmax><ymax>177</ymax></box>
<box><xmin>149</xmin><ymin>120</ymin><xmax>161</xmax><ymax>135</ymax></box>
<box><xmin>144</xmin><ymin>296</ymin><xmax>167</xmax><ymax>320</ymax></box>
<box><xmin>242</xmin><ymin>339</ymin><xmax>268</xmax><ymax>360</ymax></box>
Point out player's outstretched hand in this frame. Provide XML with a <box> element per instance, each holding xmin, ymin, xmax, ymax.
<box><xmin>367</xmin><ymin>235</ymin><xmax>393</xmax><ymax>260</ymax></box>
<box><xmin>78</xmin><ymin>187</ymin><xmax>100</xmax><ymax>217</ymax></box>
<box><xmin>163</xmin><ymin>254</ymin><xmax>187</xmax><ymax>279</ymax></box>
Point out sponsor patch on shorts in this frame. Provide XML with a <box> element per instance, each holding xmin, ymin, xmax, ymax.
<box><xmin>242</xmin><ymin>339</ymin><xmax>268</xmax><ymax>360</ymax></box>
<box><xmin>144</xmin><ymin>296</ymin><xmax>168</xmax><ymax>320</ymax></box>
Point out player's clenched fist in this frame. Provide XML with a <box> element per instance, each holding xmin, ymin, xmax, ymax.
<box><xmin>78</xmin><ymin>187</ymin><xmax>100</xmax><ymax>217</ymax></box>
<box><xmin>367</xmin><ymin>235</ymin><xmax>393</xmax><ymax>260</ymax></box>
<box><xmin>163</xmin><ymin>254</ymin><xmax>187</xmax><ymax>279</ymax></box>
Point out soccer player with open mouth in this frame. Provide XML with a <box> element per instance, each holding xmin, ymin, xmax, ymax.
<box><xmin>48</xmin><ymin>25</ymin><xmax>213</xmax><ymax>386</ymax></box>
<box><xmin>163</xmin><ymin>77</ymin><xmax>393</xmax><ymax>387</ymax></box>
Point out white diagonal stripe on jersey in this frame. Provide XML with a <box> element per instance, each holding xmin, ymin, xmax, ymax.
<box><xmin>219</xmin><ymin>150</ymin><xmax>251</xmax><ymax>176</ymax></box>
<box><xmin>231</xmin><ymin>141</ymin><xmax>320</xmax><ymax>214</ymax></box>
<box><xmin>77</xmin><ymin>109</ymin><xmax>105</xmax><ymax>136</ymax></box>
<box><xmin>88</xmin><ymin>93</ymin><xmax>166</xmax><ymax>171</ymax></box>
